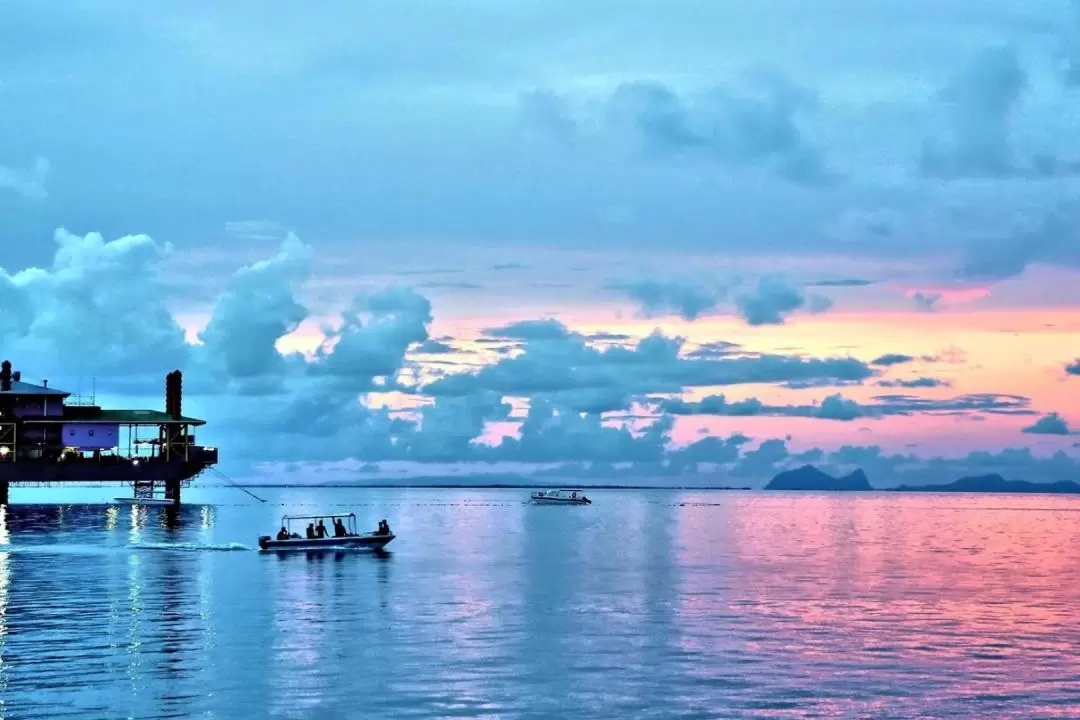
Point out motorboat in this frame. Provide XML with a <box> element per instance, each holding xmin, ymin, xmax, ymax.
<box><xmin>530</xmin><ymin>488</ymin><xmax>592</xmax><ymax>505</ymax></box>
<box><xmin>258</xmin><ymin>513</ymin><xmax>395</xmax><ymax>552</ymax></box>
<box><xmin>113</xmin><ymin>497</ymin><xmax>174</xmax><ymax>507</ymax></box>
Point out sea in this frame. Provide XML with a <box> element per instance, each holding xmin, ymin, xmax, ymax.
<box><xmin>0</xmin><ymin>486</ymin><xmax>1077</xmax><ymax>719</ymax></box>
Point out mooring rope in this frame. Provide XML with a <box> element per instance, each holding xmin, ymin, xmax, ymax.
<box><xmin>209</xmin><ymin>467</ymin><xmax>267</xmax><ymax>503</ymax></box>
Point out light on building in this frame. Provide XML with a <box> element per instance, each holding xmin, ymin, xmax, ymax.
<box><xmin>0</xmin><ymin>446</ymin><xmax>9</xmax><ymax>457</ymax></box>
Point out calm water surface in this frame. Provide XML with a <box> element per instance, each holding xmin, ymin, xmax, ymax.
<box><xmin>0</xmin><ymin>487</ymin><xmax>1078</xmax><ymax>719</ymax></box>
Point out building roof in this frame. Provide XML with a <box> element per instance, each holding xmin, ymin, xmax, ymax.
<box><xmin>1</xmin><ymin>380</ymin><xmax>70</xmax><ymax>397</ymax></box>
<box><xmin>25</xmin><ymin>408</ymin><xmax>206</xmax><ymax>426</ymax></box>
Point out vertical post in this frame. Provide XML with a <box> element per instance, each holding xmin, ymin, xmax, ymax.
<box><xmin>165</xmin><ymin>478</ymin><xmax>181</xmax><ymax>506</ymax></box>
<box><xmin>0</xmin><ymin>481</ymin><xmax>8</xmax><ymax>505</ymax></box>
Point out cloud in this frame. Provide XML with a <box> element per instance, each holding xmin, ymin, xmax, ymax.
<box><xmin>871</xmin><ymin>354</ymin><xmax>915</xmax><ymax>367</ymax></box>
<box><xmin>614</xmin><ymin>275</ymin><xmax>831</xmax><ymax>325</ymax></box>
<box><xmin>806</xmin><ymin>278</ymin><xmax>875</xmax><ymax>288</ymax></box>
<box><xmin>734</xmin><ymin>276</ymin><xmax>831</xmax><ymax>326</ymax></box>
<box><xmin>1067</xmin><ymin>360</ymin><xmax>1080</xmax><ymax>376</ymax></box>
<box><xmin>659</xmin><ymin>392</ymin><xmax>1028</xmax><ymax>422</ymax></box>
<box><xmin>912</xmin><ymin>292</ymin><xmax>941</xmax><ymax>312</ymax></box>
<box><xmin>1065</xmin><ymin>0</ymin><xmax>1080</xmax><ymax>86</ymax></box>
<box><xmin>612</xmin><ymin>278</ymin><xmax>724</xmax><ymax>320</ymax></box>
<box><xmin>309</xmin><ymin>286</ymin><xmax>433</xmax><ymax>388</ymax></box>
<box><xmin>0</xmin><ymin>226</ymin><xmax>1062</xmax><ymax>477</ymax></box>
<box><xmin>958</xmin><ymin>200</ymin><xmax>1080</xmax><ymax>281</ymax></box>
<box><xmin>536</xmin><ymin>72</ymin><xmax>836</xmax><ymax>186</ymax></box>
<box><xmin>415</xmin><ymin>339</ymin><xmax>455</xmax><ymax>354</ymax></box>
<box><xmin>826</xmin><ymin>208</ymin><xmax>904</xmax><ymax>245</ymax></box>
<box><xmin>484</xmin><ymin>318</ymin><xmax>574</xmax><ymax>342</ymax></box>
<box><xmin>921</xmin><ymin>46</ymin><xmax>1027</xmax><ymax>179</ymax></box>
<box><xmin>198</xmin><ymin>234</ymin><xmax>313</xmax><ymax>380</ymax></box>
<box><xmin>686</xmin><ymin>341</ymin><xmax>742</xmax><ymax>359</ymax></box>
<box><xmin>0</xmin><ymin>157</ymin><xmax>50</xmax><ymax>200</ymax></box>
<box><xmin>416</xmin><ymin>281</ymin><xmax>483</xmax><ymax>290</ymax></box>
<box><xmin>224</xmin><ymin>220</ymin><xmax>288</xmax><ymax>241</ymax></box>
<box><xmin>922</xmin><ymin>40</ymin><xmax>1080</xmax><ymax>181</ymax></box>
<box><xmin>0</xmin><ymin>229</ymin><xmax>189</xmax><ymax>379</ymax></box>
<box><xmin>1021</xmin><ymin>412</ymin><xmax>1075</xmax><ymax>435</ymax></box>
<box><xmin>877</xmin><ymin>377</ymin><xmax>952</xmax><ymax>389</ymax></box>
<box><xmin>426</xmin><ymin>321</ymin><xmax>872</xmax><ymax>410</ymax></box>
<box><xmin>487</xmin><ymin>398</ymin><xmax>673</xmax><ymax>464</ymax></box>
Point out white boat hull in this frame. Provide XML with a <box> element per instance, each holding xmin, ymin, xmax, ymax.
<box><xmin>113</xmin><ymin>497</ymin><xmax>175</xmax><ymax>506</ymax></box>
<box><xmin>531</xmin><ymin>497</ymin><xmax>591</xmax><ymax>505</ymax></box>
<box><xmin>530</xmin><ymin>489</ymin><xmax>592</xmax><ymax>505</ymax></box>
<box><xmin>258</xmin><ymin>533</ymin><xmax>394</xmax><ymax>552</ymax></box>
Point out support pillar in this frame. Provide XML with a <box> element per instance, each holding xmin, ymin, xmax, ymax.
<box><xmin>0</xmin><ymin>481</ymin><xmax>8</xmax><ymax>506</ymax></box>
<box><xmin>164</xmin><ymin>478</ymin><xmax>181</xmax><ymax>506</ymax></box>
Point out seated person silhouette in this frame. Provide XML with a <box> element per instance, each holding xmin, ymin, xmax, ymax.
<box><xmin>276</xmin><ymin>526</ymin><xmax>289</xmax><ymax>541</ymax></box>
<box><xmin>306</xmin><ymin>523</ymin><xmax>316</xmax><ymax>539</ymax></box>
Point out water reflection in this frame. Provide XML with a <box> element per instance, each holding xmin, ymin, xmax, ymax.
<box><xmin>0</xmin><ymin>491</ymin><xmax>1077</xmax><ymax>718</ymax></box>
<box><xmin>0</xmin><ymin>506</ymin><xmax>9</xmax><ymax>708</ymax></box>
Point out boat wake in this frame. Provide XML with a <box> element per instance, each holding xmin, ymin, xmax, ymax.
<box><xmin>130</xmin><ymin>541</ymin><xmax>253</xmax><ymax>552</ymax></box>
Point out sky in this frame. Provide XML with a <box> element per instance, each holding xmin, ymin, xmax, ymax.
<box><xmin>1</xmin><ymin>0</ymin><xmax>1079</xmax><ymax>486</ymax></box>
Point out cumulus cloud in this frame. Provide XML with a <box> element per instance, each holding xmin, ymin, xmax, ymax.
<box><xmin>1021</xmin><ymin>412</ymin><xmax>1075</xmax><ymax>435</ymax></box>
<box><xmin>198</xmin><ymin>234</ymin><xmax>313</xmax><ymax>380</ymax></box>
<box><xmin>734</xmin><ymin>276</ymin><xmax>831</xmax><ymax>326</ymax></box>
<box><xmin>612</xmin><ymin>278</ymin><xmax>724</xmax><ymax>320</ymax></box>
<box><xmin>0</xmin><ymin>229</ymin><xmax>189</xmax><ymax>379</ymax></box>
<box><xmin>532</xmin><ymin>72</ymin><xmax>836</xmax><ymax>186</ymax></box>
<box><xmin>310</xmin><ymin>286</ymin><xmax>433</xmax><ymax>389</ymax></box>
<box><xmin>0</xmin><ymin>227</ymin><xmax>1062</xmax><ymax>478</ymax></box>
<box><xmin>426</xmin><ymin>321</ymin><xmax>872</xmax><ymax>410</ymax></box>
<box><xmin>613</xmin><ymin>275</ymin><xmax>830</xmax><ymax>325</ymax></box>
<box><xmin>483</xmin><ymin>318</ymin><xmax>575</xmax><ymax>342</ymax></box>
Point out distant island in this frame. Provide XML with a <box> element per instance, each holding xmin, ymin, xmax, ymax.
<box><xmin>889</xmin><ymin>473</ymin><xmax>1080</xmax><ymax>494</ymax></box>
<box><xmin>762</xmin><ymin>467</ymin><xmax>1080</xmax><ymax>495</ymax></box>
<box><xmin>764</xmin><ymin>465</ymin><xmax>872</xmax><ymax>491</ymax></box>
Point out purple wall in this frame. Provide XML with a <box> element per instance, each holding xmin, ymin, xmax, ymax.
<box><xmin>62</xmin><ymin>423</ymin><xmax>120</xmax><ymax>450</ymax></box>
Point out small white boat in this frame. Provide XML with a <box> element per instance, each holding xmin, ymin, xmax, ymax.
<box><xmin>530</xmin><ymin>488</ymin><xmax>592</xmax><ymax>505</ymax></box>
<box><xmin>113</xmin><ymin>497</ymin><xmax>175</xmax><ymax>507</ymax></box>
<box><xmin>258</xmin><ymin>513</ymin><xmax>394</xmax><ymax>552</ymax></box>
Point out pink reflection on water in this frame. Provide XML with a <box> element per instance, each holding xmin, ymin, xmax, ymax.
<box><xmin>670</xmin><ymin>493</ymin><xmax>1080</xmax><ymax>717</ymax></box>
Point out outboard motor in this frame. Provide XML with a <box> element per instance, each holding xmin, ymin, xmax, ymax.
<box><xmin>258</xmin><ymin>535</ymin><xmax>271</xmax><ymax>550</ymax></box>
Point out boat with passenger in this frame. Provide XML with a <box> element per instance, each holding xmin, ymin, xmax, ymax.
<box><xmin>257</xmin><ymin>513</ymin><xmax>395</xmax><ymax>552</ymax></box>
<box><xmin>530</xmin><ymin>488</ymin><xmax>592</xmax><ymax>505</ymax></box>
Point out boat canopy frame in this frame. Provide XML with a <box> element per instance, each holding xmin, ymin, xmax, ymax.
<box><xmin>281</xmin><ymin>513</ymin><xmax>357</xmax><ymax>535</ymax></box>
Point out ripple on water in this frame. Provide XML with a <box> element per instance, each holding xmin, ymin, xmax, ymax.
<box><xmin>0</xmin><ymin>490</ymin><xmax>1076</xmax><ymax>718</ymax></box>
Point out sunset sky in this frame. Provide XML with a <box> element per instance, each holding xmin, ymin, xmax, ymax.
<box><xmin>1</xmin><ymin>1</ymin><xmax>1078</xmax><ymax>485</ymax></box>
